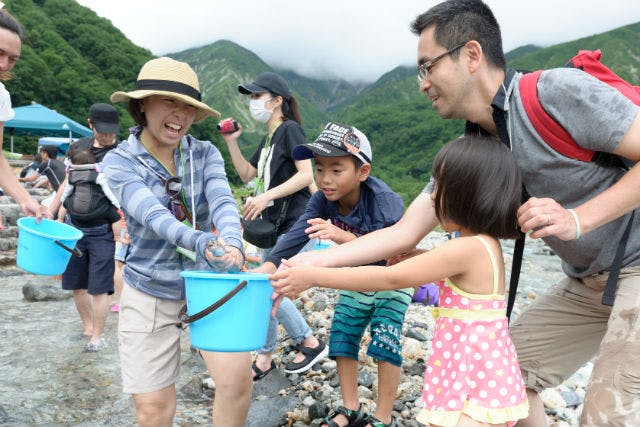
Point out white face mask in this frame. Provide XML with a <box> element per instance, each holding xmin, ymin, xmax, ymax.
<box><xmin>249</xmin><ymin>98</ymin><xmax>273</xmax><ymax>123</ymax></box>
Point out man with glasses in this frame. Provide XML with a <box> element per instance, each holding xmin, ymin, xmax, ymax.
<box><xmin>279</xmin><ymin>1</ymin><xmax>640</xmax><ymax>426</ymax></box>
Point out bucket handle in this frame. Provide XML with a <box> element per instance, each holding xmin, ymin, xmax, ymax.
<box><xmin>178</xmin><ymin>280</ymin><xmax>248</xmax><ymax>324</ymax></box>
<box><xmin>54</xmin><ymin>240</ymin><xmax>83</xmax><ymax>257</ymax></box>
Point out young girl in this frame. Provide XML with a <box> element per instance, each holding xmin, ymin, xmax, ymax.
<box><xmin>271</xmin><ymin>136</ymin><xmax>529</xmax><ymax>427</ymax></box>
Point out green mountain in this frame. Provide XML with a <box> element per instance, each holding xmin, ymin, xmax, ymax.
<box><xmin>6</xmin><ymin>0</ymin><xmax>152</xmax><ymax>150</ymax></box>
<box><xmin>508</xmin><ymin>22</ymin><xmax>640</xmax><ymax>84</ymax></box>
<box><xmin>170</xmin><ymin>41</ymin><xmax>331</xmax><ymax>157</ymax></box>
<box><xmin>3</xmin><ymin>0</ymin><xmax>639</xmax><ymax>201</ymax></box>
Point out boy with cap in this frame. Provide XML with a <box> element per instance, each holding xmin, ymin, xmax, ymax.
<box><xmin>49</xmin><ymin>103</ymin><xmax>121</xmax><ymax>351</ymax></box>
<box><xmin>260</xmin><ymin>122</ymin><xmax>409</xmax><ymax>427</ymax></box>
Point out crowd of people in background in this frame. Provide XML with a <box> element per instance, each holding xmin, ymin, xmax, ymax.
<box><xmin>2</xmin><ymin>0</ymin><xmax>639</xmax><ymax>426</ymax></box>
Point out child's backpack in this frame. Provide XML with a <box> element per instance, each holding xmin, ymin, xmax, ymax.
<box><xmin>507</xmin><ymin>50</ymin><xmax>639</xmax><ymax>320</ymax></box>
<box><xmin>63</xmin><ymin>164</ymin><xmax>114</xmax><ymax>223</ymax></box>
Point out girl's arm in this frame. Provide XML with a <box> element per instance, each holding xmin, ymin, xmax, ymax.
<box><xmin>270</xmin><ymin>237</ymin><xmax>475</xmax><ymax>297</ymax></box>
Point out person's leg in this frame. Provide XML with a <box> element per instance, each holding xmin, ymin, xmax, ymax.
<box><xmin>275</xmin><ymin>297</ymin><xmax>325</xmax><ymax>367</ymax></box>
<box><xmin>62</xmin><ymin>235</ymin><xmax>91</xmax><ymax>335</ymax></box>
<box><xmin>89</xmin><ymin>293</ymin><xmax>109</xmax><ymax>345</ymax></box>
<box><xmin>511</xmin><ymin>276</ymin><xmax>612</xmax><ymax>427</ymax></box>
<box><xmin>253</xmin><ymin>316</ymin><xmax>278</xmax><ymax>377</ymax></box>
<box><xmin>72</xmin><ymin>289</ymin><xmax>93</xmax><ymax>336</ymax></box>
<box><xmin>86</xmin><ymin>230</ymin><xmax>115</xmax><ymax>347</ymax></box>
<box><xmin>365</xmin><ymin>289</ymin><xmax>412</xmax><ymax>426</ymax></box>
<box><xmin>132</xmin><ymin>385</ymin><xmax>176</xmax><ymax>427</ymax></box>
<box><xmin>202</xmin><ymin>351</ymin><xmax>252</xmax><ymax>426</ymax></box>
<box><xmin>322</xmin><ymin>357</ymin><xmax>359</xmax><ymax>427</ymax></box>
<box><xmin>112</xmin><ymin>260</ymin><xmax>125</xmax><ymax>308</ymax></box>
<box><xmin>369</xmin><ymin>361</ymin><xmax>400</xmax><ymax>425</ymax></box>
<box><xmin>579</xmin><ymin>267</ymin><xmax>640</xmax><ymax>427</ymax></box>
<box><xmin>119</xmin><ymin>283</ymin><xmax>183</xmax><ymax>426</ymax></box>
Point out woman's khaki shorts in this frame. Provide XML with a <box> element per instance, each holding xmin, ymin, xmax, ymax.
<box><xmin>510</xmin><ymin>266</ymin><xmax>640</xmax><ymax>427</ymax></box>
<box><xmin>118</xmin><ymin>283</ymin><xmax>185</xmax><ymax>394</ymax></box>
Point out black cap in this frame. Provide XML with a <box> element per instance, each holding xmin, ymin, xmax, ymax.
<box><xmin>238</xmin><ymin>72</ymin><xmax>291</xmax><ymax>100</ymax></box>
<box><xmin>294</xmin><ymin>122</ymin><xmax>373</xmax><ymax>165</ymax></box>
<box><xmin>89</xmin><ymin>103</ymin><xmax>120</xmax><ymax>134</ymax></box>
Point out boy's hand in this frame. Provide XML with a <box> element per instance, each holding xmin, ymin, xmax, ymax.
<box><xmin>269</xmin><ymin>259</ymin><xmax>314</xmax><ymax>299</ymax></box>
<box><xmin>305</xmin><ymin>218</ymin><xmax>355</xmax><ymax>244</ymax></box>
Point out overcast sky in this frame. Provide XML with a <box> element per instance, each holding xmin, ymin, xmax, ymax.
<box><xmin>76</xmin><ymin>0</ymin><xmax>639</xmax><ymax>82</ymax></box>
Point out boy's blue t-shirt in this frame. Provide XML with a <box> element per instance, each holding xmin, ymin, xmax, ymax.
<box><xmin>265</xmin><ymin>176</ymin><xmax>404</xmax><ymax>267</ymax></box>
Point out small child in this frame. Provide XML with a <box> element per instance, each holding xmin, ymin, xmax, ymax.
<box><xmin>272</xmin><ymin>136</ymin><xmax>530</xmax><ymax>427</ymax></box>
<box><xmin>262</xmin><ymin>122</ymin><xmax>408</xmax><ymax>427</ymax></box>
<box><xmin>59</xmin><ymin>149</ymin><xmax>121</xmax><ymax>231</ymax></box>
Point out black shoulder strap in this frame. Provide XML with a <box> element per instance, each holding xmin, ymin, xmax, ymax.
<box><xmin>490</xmin><ymin>108</ymin><xmax>529</xmax><ymax>322</ymax></box>
<box><xmin>602</xmin><ymin>210</ymin><xmax>634</xmax><ymax>306</ymax></box>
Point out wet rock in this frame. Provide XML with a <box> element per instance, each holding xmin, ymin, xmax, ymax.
<box><xmin>246</xmin><ymin>395</ymin><xmax>298</xmax><ymax>427</ymax></box>
<box><xmin>404</xmin><ymin>360</ymin><xmax>425</xmax><ymax>377</ymax></box>
<box><xmin>0</xmin><ymin>405</ymin><xmax>6</xmax><ymax>423</ymax></box>
<box><xmin>541</xmin><ymin>388</ymin><xmax>567</xmax><ymax>410</ymax></box>
<box><xmin>404</xmin><ymin>327</ymin><xmax>427</xmax><ymax>341</ymax></box>
<box><xmin>22</xmin><ymin>281</ymin><xmax>72</xmax><ymax>302</ymax></box>
<box><xmin>252</xmin><ymin>367</ymin><xmax>291</xmax><ymax>398</ymax></box>
<box><xmin>358</xmin><ymin>370</ymin><xmax>373</xmax><ymax>388</ymax></box>
<box><xmin>308</xmin><ymin>401</ymin><xmax>329</xmax><ymax>420</ymax></box>
<box><xmin>560</xmin><ymin>390</ymin><xmax>583</xmax><ymax>408</ymax></box>
<box><xmin>178</xmin><ymin>374</ymin><xmax>207</xmax><ymax>400</ymax></box>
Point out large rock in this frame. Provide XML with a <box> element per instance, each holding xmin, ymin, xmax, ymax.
<box><xmin>22</xmin><ymin>281</ymin><xmax>72</xmax><ymax>302</ymax></box>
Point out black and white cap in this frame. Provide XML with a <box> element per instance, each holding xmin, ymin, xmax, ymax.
<box><xmin>293</xmin><ymin>122</ymin><xmax>372</xmax><ymax>165</ymax></box>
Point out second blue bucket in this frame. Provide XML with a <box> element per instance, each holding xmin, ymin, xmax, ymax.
<box><xmin>16</xmin><ymin>217</ymin><xmax>84</xmax><ymax>275</ymax></box>
<box><xmin>180</xmin><ymin>271</ymin><xmax>273</xmax><ymax>352</ymax></box>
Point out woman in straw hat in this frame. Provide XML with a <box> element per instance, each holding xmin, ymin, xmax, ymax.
<box><xmin>103</xmin><ymin>57</ymin><xmax>249</xmax><ymax>427</ymax></box>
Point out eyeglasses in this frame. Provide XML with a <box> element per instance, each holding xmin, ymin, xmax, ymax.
<box><xmin>417</xmin><ymin>43</ymin><xmax>466</xmax><ymax>83</ymax></box>
<box><xmin>165</xmin><ymin>176</ymin><xmax>187</xmax><ymax>222</ymax></box>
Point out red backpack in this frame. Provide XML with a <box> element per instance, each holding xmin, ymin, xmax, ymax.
<box><xmin>506</xmin><ymin>50</ymin><xmax>638</xmax><ymax>319</ymax></box>
<box><xmin>519</xmin><ymin>49</ymin><xmax>640</xmax><ymax>161</ymax></box>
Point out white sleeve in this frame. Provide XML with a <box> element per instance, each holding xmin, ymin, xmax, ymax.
<box><xmin>60</xmin><ymin>183</ymin><xmax>73</xmax><ymax>203</ymax></box>
<box><xmin>97</xmin><ymin>172</ymin><xmax>121</xmax><ymax>209</ymax></box>
<box><xmin>0</xmin><ymin>82</ymin><xmax>14</xmax><ymax>122</ymax></box>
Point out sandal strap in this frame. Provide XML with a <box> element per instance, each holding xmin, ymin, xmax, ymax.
<box><xmin>322</xmin><ymin>404</ymin><xmax>367</xmax><ymax>427</ymax></box>
<box><xmin>366</xmin><ymin>415</ymin><xmax>396</xmax><ymax>427</ymax></box>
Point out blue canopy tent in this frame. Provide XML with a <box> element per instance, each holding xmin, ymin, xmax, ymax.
<box><xmin>4</xmin><ymin>103</ymin><xmax>92</xmax><ymax>152</ymax></box>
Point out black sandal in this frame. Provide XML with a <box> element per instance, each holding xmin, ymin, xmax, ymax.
<box><xmin>321</xmin><ymin>404</ymin><xmax>368</xmax><ymax>427</ymax></box>
<box><xmin>252</xmin><ymin>360</ymin><xmax>276</xmax><ymax>381</ymax></box>
<box><xmin>364</xmin><ymin>414</ymin><xmax>396</xmax><ymax>427</ymax></box>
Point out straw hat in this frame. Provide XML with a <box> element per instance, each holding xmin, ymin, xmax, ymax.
<box><xmin>111</xmin><ymin>57</ymin><xmax>220</xmax><ymax>123</ymax></box>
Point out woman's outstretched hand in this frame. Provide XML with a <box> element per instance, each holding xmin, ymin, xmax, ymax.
<box><xmin>205</xmin><ymin>237</ymin><xmax>244</xmax><ymax>273</ymax></box>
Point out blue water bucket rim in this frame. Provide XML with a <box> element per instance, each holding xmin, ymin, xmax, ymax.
<box><xmin>17</xmin><ymin>217</ymin><xmax>84</xmax><ymax>240</ymax></box>
<box><xmin>180</xmin><ymin>270</ymin><xmax>269</xmax><ymax>280</ymax></box>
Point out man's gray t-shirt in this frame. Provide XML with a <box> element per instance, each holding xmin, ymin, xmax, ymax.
<box><xmin>508</xmin><ymin>68</ymin><xmax>639</xmax><ymax>277</ymax></box>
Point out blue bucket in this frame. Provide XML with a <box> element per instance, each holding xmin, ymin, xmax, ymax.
<box><xmin>180</xmin><ymin>271</ymin><xmax>273</xmax><ymax>352</ymax></box>
<box><xmin>17</xmin><ymin>217</ymin><xmax>84</xmax><ymax>275</ymax></box>
<box><xmin>314</xmin><ymin>240</ymin><xmax>331</xmax><ymax>250</ymax></box>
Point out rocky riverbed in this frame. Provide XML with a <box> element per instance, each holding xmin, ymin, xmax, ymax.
<box><xmin>0</xmin><ymin>236</ymin><xmax>587</xmax><ymax>426</ymax></box>
<box><xmin>0</xmin><ymin>187</ymin><xmax>588</xmax><ymax>426</ymax></box>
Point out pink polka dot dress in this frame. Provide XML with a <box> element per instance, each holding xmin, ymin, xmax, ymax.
<box><xmin>417</xmin><ymin>236</ymin><xmax>528</xmax><ymax>427</ymax></box>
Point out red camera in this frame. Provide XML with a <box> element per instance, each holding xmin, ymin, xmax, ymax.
<box><xmin>217</xmin><ymin>118</ymin><xmax>239</xmax><ymax>134</ymax></box>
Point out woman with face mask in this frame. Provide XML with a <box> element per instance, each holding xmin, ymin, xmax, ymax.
<box><xmin>222</xmin><ymin>72</ymin><xmax>328</xmax><ymax>381</ymax></box>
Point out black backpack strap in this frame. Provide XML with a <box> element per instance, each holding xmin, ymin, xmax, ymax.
<box><xmin>602</xmin><ymin>210</ymin><xmax>634</xmax><ymax>306</ymax></box>
<box><xmin>507</xmin><ymin>233</ymin><xmax>525</xmax><ymax>321</ymax></box>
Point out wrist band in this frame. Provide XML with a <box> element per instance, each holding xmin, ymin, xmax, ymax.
<box><xmin>568</xmin><ymin>208</ymin><xmax>581</xmax><ymax>240</ymax></box>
